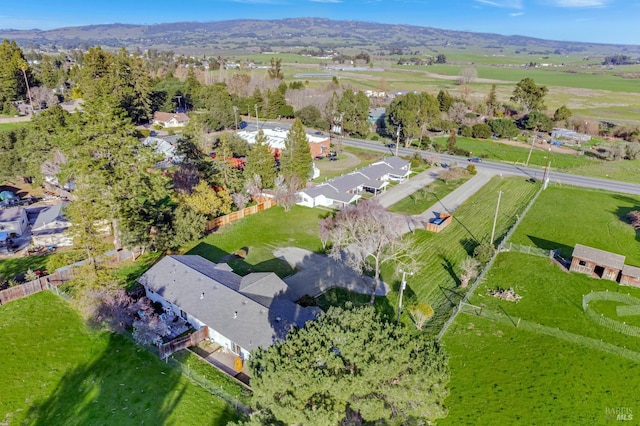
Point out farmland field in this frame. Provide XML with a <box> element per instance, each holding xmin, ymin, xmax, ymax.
<box><xmin>441</xmin><ymin>253</ymin><xmax>640</xmax><ymax>425</ymax></box>
<box><xmin>383</xmin><ymin>176</ymin><xmax>538</xmax><ymax>332</ymax></box>
<box><xmin>0</xmin><ymin>291</ymin><xmax>240</xmax><ymax>425</ymax></box>
<box><xmin>509</xmin><ymin>184</ymin><xmax>640</xmax><ymax>263</ymax></box>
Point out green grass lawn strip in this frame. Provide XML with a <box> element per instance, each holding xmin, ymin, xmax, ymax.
<box><xmin>388</xmin><ymin>175</ymin><xmax>471</xmax><ymax>215</ymax></box>
<box><xmin>508</xmin><ymin>185</ymin><xmax>640</xmax><ymax>263</ymax></box>
<box><xmin>0</xmin><ymin>291</ymin><xmax>240</xmax><ymax>425</ymax></box>
<box><xmin>184</xmin><ymin>205</ymin><xmax>326</xmax><ymax>277</ymax></box>
<box><xmin>388</xmin><ymin>176</ymin><xmax>538</xmax><ymax>333</ymax></box>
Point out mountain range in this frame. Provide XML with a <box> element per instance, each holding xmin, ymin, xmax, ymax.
<box><xmin>1</xmin><ymin>18</ymin><xmax>639</xmax><ymax>56</ymax></box>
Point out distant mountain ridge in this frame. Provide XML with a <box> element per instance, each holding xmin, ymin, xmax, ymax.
<box><xmin>1</xmin><ymin>18</ymin><xmax>638</xmax><ymax>56</ymax></box>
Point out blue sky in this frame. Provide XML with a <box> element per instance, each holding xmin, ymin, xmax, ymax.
<box><xmin>2</xmin><ymin>0</ymin><xmax>639</xmax><ymax>45</ymax></box>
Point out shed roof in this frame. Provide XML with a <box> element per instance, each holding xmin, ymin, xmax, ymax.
<box><xmin>622</xmin><ymin>264</ymin><xmax>640</xmax><ymax>279</ymax></box>
<box><xmin>572</xmin><ymin>244</ymin><xmax>626</xmax><ymax>270</ymax></box>
<box><xmin>33</xmin><ymin>203</ymin><xmax>67</xmax><ymax>230</ymax></box>
<box><xmin>0</xmin><ymin>207</ymin><xmax>26</xmax><ymax>222</ymax></box>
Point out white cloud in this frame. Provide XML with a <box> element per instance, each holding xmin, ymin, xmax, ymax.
<box><xmin>474</xmin><ymin>0</ymin><xmax>523</xmax><ymax>8</ymax></box>
<box><xmin>510</xmin><ymin>12</ymin><xmax>525</xmax><ymax>16</ymax></box>
<box><xmin>552</xmin><ymin>0</ymin><xmax>610</xmax><ymax>6</ymax></box>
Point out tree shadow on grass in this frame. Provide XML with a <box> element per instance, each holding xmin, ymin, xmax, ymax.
<box><xmin>526</xmin><ymin>235</ymin><xmax>573</xmax><ymax>257</ymax></box>
<box><xmin>23</xmin><ymin>332</ymin><xmax>237</xmax><ymax>425</ymax></box>
<box><xmin>614</xmin><ymin>204</ymin><xmax>640</xmax><ymax>243</ymax></box>
<box><xmin>185</xmin><ymin>242</ymin><xmax>293</xmax><ymax>278</ymax></box>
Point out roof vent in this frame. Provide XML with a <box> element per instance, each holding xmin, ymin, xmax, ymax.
<box><xmin>234</xmin><ymin>311</ymin><xmax>238</xmax><ymax>319</ymax></box>
<box><xmin>200</xmin><ymin>292</ymin><xmax>204</xmax><ymax>300</ymax></box>
<box><xmin>275</xmin><ymin>316</ymin><xmax>282</xmax><ymax>322</ymax></box>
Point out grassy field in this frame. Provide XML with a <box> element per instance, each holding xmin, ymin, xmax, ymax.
<box><xmin>441</xmin><ymin>253</ymin><xmax>640</xmax><ymax>425</ymax></box>
<box><xmin>184</xmin><ymin>205</ymin><xmax>326</xmax><ymax>277</ymax></box>
<box><xmin>509</xmin><ymin>185</ymin><xmax>640</xmax><ymax>263</ymax></box>
<box><xmin>384</xmin><ymin>176</ymin><xmax>539</xmax><ymax>333</ymax></box>
<box><xmin>388</xmin><ymin>174</ymin><xmax>471</xmax><ymax>215</ymax></box>
<box><xmin>0</xmin><ymin>121</ymin><xmax>29</xmax><ymax>131</ymax></box>
<box><xmin>0</xmin><ymin>291</ymin><xmax>240</xmax><ymax>425</ymax></box>
<box><xmin>433</xmin><ymin>136</ymin><xmax>595</xmax><ymax>170</ymax></box>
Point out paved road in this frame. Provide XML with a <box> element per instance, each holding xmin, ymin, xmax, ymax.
<box><xmin>247</xmin><ymin>121</ymin><xmax>640</xmax><ymax>195</ymax></box>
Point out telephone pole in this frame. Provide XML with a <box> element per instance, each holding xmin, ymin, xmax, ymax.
<box><xmin>542</xmin><ymin>147</ymin><xmax>551</xmax><ymax>189</ymax></box>
<box><xmin>525</xmin><ymin>127</ymin><xmax>537</xmax><ymax>167</ymax></box>
<box><xmin>397</xmin><ymin>269</ymin><xmax>413</xmax><ymax>323</ymax></box>
<box><xmin>490</xmin><ymin>190</ymin><xmax>503</xmax><ymax>246</ymax></box>
<box><xmin>232</xmin><ymin>106</ymin><xmax>239</xmax><ymax>130</ymax></box>
<box><xmin>254</xmin><ymin>104</ymin><xmax>259</xmax><ymax>130</ymax></box>
<box><xmin>395</xmin><ymin>124</ymin><xmax>401</xmax><ymax>157</ymax></box>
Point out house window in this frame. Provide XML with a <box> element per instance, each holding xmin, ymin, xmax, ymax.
<box><xmin>231</xmin><ymin>342</ymin><xmax>242</xmax><ymax>355</ymax></box>
<box><xmin>578</xmin><ymin>260</ymin><xmax>586</xmax><ymax>266</ymax></box>
<box><xmin>180</xmin><ymin>309</ymin><xmax>187</xmax><ymax>320</ymax></box>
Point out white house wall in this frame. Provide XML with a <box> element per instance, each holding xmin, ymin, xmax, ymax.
<box><xmin>143</xmin><ymin>285</ymin><xmax>251</xmax><ymax>359</ymax></box>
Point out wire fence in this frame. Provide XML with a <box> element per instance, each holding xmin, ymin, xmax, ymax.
<box><xmin>459</xmin><ymin>303</ymin><xmax>640</xmax><ymax>363</ymax></box>
<box><xmin>501</xmin><ymin>242</ymin><xmax>552</xmax><ymax>258</ymax></box>
<box><xmin>582</xmin><ymin>291</ymin><xmax>640</xmax><ymax>338</ymax></box>
<box><xmin>437</xmin><ymin>186</ymin><xmax>543</xmax><ymax>341</ymax></box>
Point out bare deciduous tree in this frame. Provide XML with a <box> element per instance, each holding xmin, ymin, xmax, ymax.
<box><xmin>172</xmin><ymin>163</ymin><xmax>200</xmax><ymax>195</ymax></box>
<box><xmin>628</xmin><ymin>211</ymin><xmax>640</xmax><ymax>229</ymax></box>
<box><xmin>84</xmin><ymin>287</ymin><xmax>152</xmax><ymax>333</ymax></box>
<box><xmin>457</xmin><ymin>67</ymin><xmax>478</xmax><ymax>85</ymax></box>
<box><xmin>273</xmin><ymin>174</ymin><xmax>301</xmax><ymax>212</ymax></box>
<box><xmin>447</xmin><ymin>102</ymin><xmax>470</xmax><ymax>125</ymax></box>
<box><xmin>40</xmin><ymin>149</ymin><xmax>67</xmax><ymax>178</ymax></box>
<box><xmin>245</xmin><ymin>173</ymin><xmax>263</xmax><ymax>201</ymax></box>
<box><xmin>232</xmin><ymin>192</ymin><xmax>250</xmax><ymax>210</ymax></box>
<box><xmin>459</xmin><ymin>257</ymin><xmax>481</xmax><ymax>288</ymax></box>
<box><xmin>30</xmin><ymin>86</ymin><xmax>58</xmax><ymax>109</ymax></box>
<box><xmin>133</xmin><ymin>315</ymin><xmax>171</xmax><ymax>345</ymax></box>
<box><xmin>322</xmin><ymin>200</ymin><xmax>413</xmax><ymax>303</ymax></box>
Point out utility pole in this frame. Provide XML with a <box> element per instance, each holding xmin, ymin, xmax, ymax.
<box><xmin>397</xmin><ymin>269</ymin><xmax>413</xmax><ymax>323</ymax></box>
<box><xmin>525</xmin><ymin>127</ymin><xmax>537</xmax><ymax>167</ymax></box>
<box><xmin>395</xmin><ymin>124</ymin><xmax>401</xmax><ymax>157</ymax></box>
<box><xmin>254</xmin><ymin>104</ymin><xmax>259</xmax><ymax>130</ymax></box>
<box><xmin>232</xmin><ymin>106</ymin><xmax>239</xmax><ymax>130</ymax></box>
<box><xmin>490</xmin><ymin>190</ymin><xmax>503</xmax><ymax>246</ymax></box>
<box><xmin>338</xmin><ymin>112</ymin><xmax>344</xmax><ymax>154</ymax></box>
<box><xmin>542</xmin><ymin>147</ymin><xmax>551</xmax><ymax>189</ymax></box>
<box><xmin>175</xmin><ymin>95</ymin><xmax>183</xmax><ymax>112</ymax></box>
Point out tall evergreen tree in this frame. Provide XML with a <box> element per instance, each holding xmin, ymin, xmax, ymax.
<box><xmin>280</xmin><ymin>118</ymin><xmax>312</xmax><ymax>187</ymax></box>
<box><xmin>250</xmin><ymin>305</ymin><xmax>450</xmax><ymax>425</ymax></box>
<box><xmin>244</xmin><ymin>130</ymin><xmax>276</xmax><ymax>189</ymax></box>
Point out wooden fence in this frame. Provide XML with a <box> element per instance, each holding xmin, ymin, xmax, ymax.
<box><xmin>0</xmin><ymin>249</ymin><xmax>135</xmax><ymax>305</ymax></box>
<box><xmin>205</xmin><ymin>199</ymin><xmax>275</xmax><ymax>232</ymax></box>
<box><xmin>159</xmin><ymin>326</ymin><xmax>209</xmax><ymax>360</ymax></box>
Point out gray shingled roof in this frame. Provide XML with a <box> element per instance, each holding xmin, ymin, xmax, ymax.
<box><xmin>33</xmin><ymin>203</ymin><xmax>67</xmax><ymax>230</ymax></box>
<box><xmin>137</xmin><ymin>255</ymin><xmax>320</xmax><ymax>351</ymax></box>
<box><xmin>0</xmin><ymin>207</ymin><xmax>25</xmax><ymax>222</ymax></box>
<box><xmin>572</xmin><ymin>244</ymin><xmax>626</xmax><ymax>270</ymax></box>
<box><xmin>622</xmin><ymin>264</ymin><xmax>640</xmax><ymax>279</ymax></box>
<box><xmin>381</xmin><ymin>156</ymin><xmax>409</xmax><ymax>170</ymax></box>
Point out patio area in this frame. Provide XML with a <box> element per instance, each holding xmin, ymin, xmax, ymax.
<box><xmin>191</xmin><ymin>341</ymin><xmax>251</xmax><ymax>386</ymax></box>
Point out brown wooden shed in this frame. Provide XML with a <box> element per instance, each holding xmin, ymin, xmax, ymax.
<box><xmin>620</xmin><ymin>264</ymin><xmax>640</xmax><ymax>287</ymax></box>
<box><xmin>569</xmin><ymin>244</ymin><xmax>625</xmax><ymax>281</ymax></box>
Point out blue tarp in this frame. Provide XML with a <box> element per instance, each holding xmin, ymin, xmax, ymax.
<box><xmin>0</xmin><ymin>231</ymin><xmax>7</xmax><ymax>242</ymax></box>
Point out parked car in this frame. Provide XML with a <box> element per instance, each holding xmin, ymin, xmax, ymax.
<box><xmin>468</xmin><ymin>157</ymin><xmax>483</xmax><ymax>163</ymax></box>
<box><xmin>274</xmin><ymin>127</ymin><xmax>285</xmax><ymax>132</ymax></box>
<box><xmin>329</xmin><ymin>156</ymin><xmax>338</xmax><ymax>161</ymax></box>
<box><xmin>314</xmin><ymin>155</ymin><xmax>324</xmax><ymax>160</ymax></box>
<box><xmin>238</xmin><ymin>121</ymin><xmax>248</xmax><ymax>129</ymax></box>
<box><xmin>385</xmin><ymin>143</ymin><xmax>396</xmax><ymax>148</ymax></box>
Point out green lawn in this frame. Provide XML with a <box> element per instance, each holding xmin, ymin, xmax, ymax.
<box><xmin>0</xmin><ymin>121</ymin><xmax>29</xmax><ymax>131</ymax></box>
<box><xmin>384</xmin><ymin>176</ymin><xmax>538</xmax><ymax>333</ymax></box>
<box><xmin>433</xmin><ymin>136</ymin><xmax>596</xmax><ymax>170</ymax></box>
<box><xmin>0</xmin><ymin>254</ymin><xmax>55</xmax><ymax>281</ymax></box>
<box><xmin>441</xmin><ymin>253</ymin><xmax>640</xmax><ymax>424</ymax></box>
<box><xmin>388</xmin><ymin>175</ymin><xmax>471</xmax><ymax>215</ymax></box>
<box><xmin>184</xmin><ymin>205</ymin><xmax>326</xmax><ymax>277</ymax></box>
<box><xmin>0</xmin><ymin>291</ymin><xmax>241</xmax><ymax>425</ymax></box>
<box><xmin>509</xmin><ymin>185</ymin><xmax>640</xmax><ymax>264</ymax></box>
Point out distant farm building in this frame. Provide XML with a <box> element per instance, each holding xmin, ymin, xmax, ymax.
<box><xmin>551</xmin><ymin>128</ymin><xmax>591</xmax><ymax>144</ymax></box>
<box><xmin>570</xmin><ymin>244</ymin><xmax>625</xmax><ymax>281</ymax></box>
<box><xmin>569</xmin><ymin>244</ymin><xmax>640</xmax><ymax>287</ymax></box>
